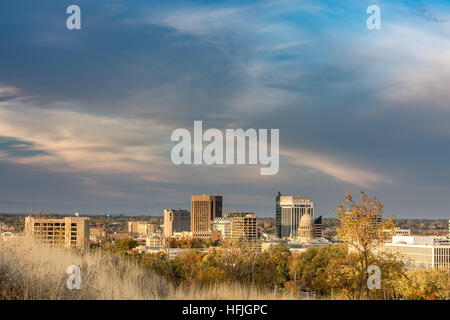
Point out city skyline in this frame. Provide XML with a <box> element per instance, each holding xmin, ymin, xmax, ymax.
<box><xmin>1</xmin><ymin>0</ymin><xmax>450</xmax><ymax>218</ymax></box>
<box><xmin>2</xmin><ymin>190</ymin><xmax>449</xmax><ymax>220</ymax></box>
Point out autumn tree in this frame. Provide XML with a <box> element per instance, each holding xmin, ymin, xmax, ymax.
<box><xmin>397</xmin><ymin>269</ymin><xmax>450</xmax><ymax>300</ymax></box>
<box><xmin>335</xmin><ymin>192</ymin><xmax>395</xmax><ymax>299</ymax></box>
<box><xmin>291</xmin><ymin>245</ymin><xmax>352</xmax><ymax>296</ymax></box>
<box><xmin>114</xmin><ymin>238</ymin><xmax>138</xmax><ymax>253</ymax></box>
<box><xmin>252</xmin><ymin>243</ymin><xmax>291</xmax><ymax>290</ymax></box>
<box><xmin>140</xmin><ymin>252</ymin><xmax>177</xmax><ymax>283</ymax></box>
<box><xmin>370</xmin><ymin>250</ymin><xmax>406</xmax><ymax>299</ymax></box>
<box><xmin>196</xmin><ymin>250</ymin><xmax>227</xmax><ymax>285</ymax></box>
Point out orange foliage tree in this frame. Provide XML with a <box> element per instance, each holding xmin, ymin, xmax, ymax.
<box><xmin>335</xmin><ymin>192</ymin><xmax>395</xmax><ymax>298</ymax></box>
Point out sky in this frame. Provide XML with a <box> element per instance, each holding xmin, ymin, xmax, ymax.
<box><xmin>0</xmin><ymin>0</ymin><xmax>449</xmax><ymax>218</ymax></box>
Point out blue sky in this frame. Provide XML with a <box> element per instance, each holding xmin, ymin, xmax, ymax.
<box><xmin>0</xmin><ymin>0</ymin><xmax>449</xmax><ymax>218</ymax></box>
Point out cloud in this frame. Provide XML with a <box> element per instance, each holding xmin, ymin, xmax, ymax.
<box><xmin>149</xmin><ymin>6</ymin><xmax>246</xmax><ymax>37</ymax></box>
<box><xmin>369</xmin><ymin>23</ymin><xmax>450</xmax><ymax>112</ymax></box>
<box><xmin>412</xmin><ymin>4</ymin><xmax>449</xmax><ymax>23</ymax></box>
<box><xmin>0</xmin><ymin>97</ymin><xmax>175</xmax><ymax>183</ymax></box>
<box><xmin>0</xmin><ymin>86</ymin><xmax>20</xmax><ymax>98</ymax></box>
<box><xmin>282</xmin><ymin>148</ymin><xmax>394</xmax><ymax>189</ymax></box>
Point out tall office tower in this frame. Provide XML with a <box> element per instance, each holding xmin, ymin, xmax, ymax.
<box><xmin>226</xmin><ymin>212</ymin><xmax>258</xmax><ymax>243</ymax></box>
<box><xmin>191</xmin><ymin>195</ymin><xmax>222</xmax><ymax>233</ymax></box>
<box><xmin>24</xmin><ymin>216</ymin><xmax>90</xmax><ymax>250</ymax></box>
<box><xmin>275</xmin><ymin>191</ymin><xmax>282</xmax><ymax>238</ymax></box>
<box><xmin>164</xmin><ymin>209</ymin><xmax>191</xmax><ymax>238</ymax></box>
<box><xmin>448</xmin><ymin>219</ymin><xmax>450</xmax><ymax>240</ymax></box>
<box><xmin>280</xmin><ymin>196</ymin><xmax>314</xmax><ymax>238</ymax></box>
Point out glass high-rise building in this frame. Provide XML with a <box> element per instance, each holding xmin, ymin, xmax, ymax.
<box><xmin>275</xmin><ymin>191</ymin><xmax>282</xmax><ymax>238</ymax></box>
<box><xmin>279</xmin><ymin>196</ymin><xmax>314</xmax><ymax>238</ymax></box>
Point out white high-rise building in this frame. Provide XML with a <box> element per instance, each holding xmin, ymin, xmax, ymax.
<box><xmin>280</xmin><ymin>196</ymin><xmax>314</xmax><ymax>238</ymax></box>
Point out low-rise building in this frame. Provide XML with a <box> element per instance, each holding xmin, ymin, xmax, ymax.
<box><xmin>287</xmin><ymin>238</ymin><xmax>332</xmax><ymax>253</ymax></box>
<box><xmin>173</xmin><ymin>231</ymin><xmax>193</xmax><ymax>239</ymax></box>
<box><xmin>0</xmin><ymin>232</ymin><xmax>21</xmax><ymax>240</ymax></box>
<box><xmin>394</xmin><ymin>228</ymin><xmax>411</xmax><ymax>236</ymax></box>
<box><xmin>24</xmin><ymin>216</ymin><xmax>90</xmax><ymax>250</ymax></box>
<box><xmin>192</xmin><ymin>230</ymin><xmax>221</xmax><ymax>241</ymax></box>
<box><xmin>89</xmin><ymin>227</ymin><xmax>107</xmax><ymax>241</ymax></box>
<box><xmin>383</xmin><ymin>236</ymin><xmax>450</xmax><ymax>270</ymax></box>
<box><xmin>128</xmin><ymin>221</ymin><xmax>156</xmax><ymax>237</ymax></box>
<box><xmin>146</xmin><ymin>235</ymin><xmax>164</xmax><ymax>247</ymax></box>
<box><xmin>0</xmin><ymin>222</ymin><xmax>15</xmax><ymax>232</ymax></box>
<box><xmin>448</xmin><ymin>219</ymin><xmax>450</xmax><ymax>239</ymax></box>
<box><xmin>109</xmin><ymin>232</ymin><xmax>130</xmax><ymax>240</ymax></box>
<box><xmin>166</xmin><ymin>247</ymin><xmax>209</xmax><ymax>260</ymax></box>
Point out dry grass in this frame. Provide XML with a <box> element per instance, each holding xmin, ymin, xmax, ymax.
<box><xmin>0</xmin><ymin>238</ymin><xmax>299</xmax><ymax>300</ymax></box>
<box><xmin>0</xmin><ymin>237</ymin><xmax>169</xmax><ymax>299</ymax></box>
<box><xmin>171</xmin><ymin>284</ymin><xmax>298</xmax><ymax>300</ymax></box>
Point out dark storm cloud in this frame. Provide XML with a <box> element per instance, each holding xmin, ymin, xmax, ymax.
<box><xmin>0</xmin><ymin>0</ymin><xmax>247</xmax><ymax>121</ymax></box>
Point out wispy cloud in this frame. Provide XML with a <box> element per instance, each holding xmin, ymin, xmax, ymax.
<box><xmin>0</xmin><ymin>86</ymin><xmax>20</xmax><ymax>98</ymax></box>
<box><xmin>411</xmin><ymin>4</ymin><xmax>449</xmax><ymax>23</ymax></box>
<box><xmin>282</xmin><ymin>148</ymin><xmax>394</xmax><ymax>189</ymax></box>
<box><xmin>0</xmin><ymin>97</ymin><xmax>174</xmax><ymax>183</ymax></box>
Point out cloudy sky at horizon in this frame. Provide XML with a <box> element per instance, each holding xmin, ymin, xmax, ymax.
<box><xmin>0</xmin><ymin>0</ymin><xmax>449</xmax><ymax>218</ymax></box>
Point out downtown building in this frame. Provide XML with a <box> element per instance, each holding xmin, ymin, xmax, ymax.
<box><xmin>89</xmin><ymin>227</ymin><xmax>107</xmax><ymax>242</ymax></box>
<box><xmin>275</xmin><ymin>191</ymin><xmax>282</xmax><ymax>238</ymax></box>
<box><xmin>276</xmin><ymin>194</ymin><xmax>315</xmax><ymax>238</ymax></box>
<box><xmin>228</xmin><ymin>212</ymin><xmax>258</xmax><ymax>244</ymax></box>
<box><xmin>24</xmin><ymin>216</ymin><xmax>90</xmax><ymax>250</ymax></box>
<box><xmin>164</xmin><ymin>209</ymin><xmax>191</xmax><ymax>238</ymax></box>
<box><xmin>128</xmin><ymin>221</ymin><xmax>156</xmax><ymax>237</ymax></box>
<box><xmin>383</xmin><ymin>236</ymin><xmax>450</xmax><ymax>270</ymax></box>
<box><xmin>213</xmin><ymin>217</ymin><xmax>232</xmax><ymax>240</ymax></box>
<box><xmin>191</xmin><ymin>195</ymin><xmax>222</xmax><ymax>238</ymax></box>
<box><xmin>284</xmin><ymin>213</ymin><xmax>330</xmax><ymax>253</ymax></box>
<box><xmin>213</xmin><ymin>212</ymin><xmax>260</xmax><ymax>245</ymax></box>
